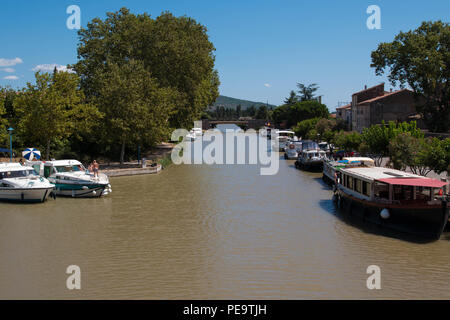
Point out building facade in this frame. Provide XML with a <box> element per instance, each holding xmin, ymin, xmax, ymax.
<box><xmin>341</xmin><ymin>83</ymin><xmax>423</xmax><ymax>132</ymax></box>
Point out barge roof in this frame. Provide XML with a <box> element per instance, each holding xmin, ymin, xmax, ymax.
<box><xmin>341</xmin><ymin>167</ymin><xmax>448</xmax><ymax>187</ymax></box>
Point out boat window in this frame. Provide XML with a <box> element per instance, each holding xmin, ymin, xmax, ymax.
<box><xmin>44</xmin><ymin>166</ymin><xmax>52</xmax><ymax>178</ymax></box>
<box><xmin>416</xmin><ymin>187</ymin><xmax>431</xmax><ymax>201</ymax></box>
<box><xmin>362</xmin><ymin>181</ymin><xmax>370</xmax><ymax>197</ymax></box>
<box><xmin>393</xmin><ymin>185</ymin><xmax>414</xmax><ymax>201</ymax></box>
<box><xmin>0</xmin><ymin>170</ymin><xmax>36</xmax><ymax>178</ymax></box>
<box><xmin>55</xmin><ymin>165</ymin><xmax>82</xmax><ymax>173</ymax></box>
<box><xmin>32</xmin><ymin>164</ymin><xmax>40</xmax><ymax>174</ymax></box>
<box><xmin>355</xmin><ymin>179</ymin><xmax>362</xmax><ymax>193</ymax></box>
<box><xmin>374</xmin><ymin>182</ymin><xmax>389</xmax><ymax>199</ymax></box>
<box><xmin>348</xmin><ymin>176</ymin><xmax>354</xmax><ymax>190</ymax></box>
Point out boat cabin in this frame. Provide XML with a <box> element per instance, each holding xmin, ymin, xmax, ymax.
<box><xmin>29</xmin><ymin>160</ymin><xmax>86</xmax><ymax>178</ymax></box>
<box><xmin>338</xmin><ymin>166</ymin><xmax>448</xmax><ymax>204</ymax></box>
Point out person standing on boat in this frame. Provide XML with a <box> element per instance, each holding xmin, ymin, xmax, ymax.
<box><xmin>92</xmin><ymin>160</ymin><xmax>99</xmax><ymax>179</ymax></box>
<box><xmin>19</xmin><ymin>158</ymin><xmax>24</xmax><ymax>166</ymax></box>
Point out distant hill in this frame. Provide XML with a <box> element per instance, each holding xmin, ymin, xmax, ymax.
<box><xmin>209</xmin><ymin>95</ymin><xmax>276</xmax><ymax>110</ymax></box>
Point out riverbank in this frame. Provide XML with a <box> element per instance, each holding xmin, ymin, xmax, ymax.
<box><xmin>99</xmin><ymin>143</ymin><xmax>174</xmax><ymax>177</ymax></box>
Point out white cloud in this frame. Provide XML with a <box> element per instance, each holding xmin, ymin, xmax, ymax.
<box><xmin>32</xmin><ymin>64</ymin><xmax>74</xmax><ymax>73</ymax></box>
<box><xmin>2</xmin><ymin>68</ymin><xmax>15</xmax><ymax>73</ymax></box>
<box><xmin>3</xmin><ymin>75</ymin><xmax>19</xmax><ymax>80</ymax></box>
<box><xmin>0</xmin><ymin>57</ymin><xmax>23</xmax><ymax>67</ymax></box>
<box><xmin>264</xmin><ymin>83</ymin><xmax>271</xmax><ymax>88</ymax></box>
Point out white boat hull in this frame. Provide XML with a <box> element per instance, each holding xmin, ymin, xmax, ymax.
<box><xmin>53</xmin><ymin>185</ymin><xmax>108</xmax><ymax>198</ymax></box>
<box><xmin>0</xmin><ymin>187</ymin><xmax>54</xmax><ymax>203</ymax></box>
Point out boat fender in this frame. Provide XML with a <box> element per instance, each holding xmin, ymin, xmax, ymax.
<box><xmin>380</xmin><ymin>208</ymin><xmax>390</xmax><ymax>219</ymax></box>
<box><xmin>92</xmin><ymin>190</ymin><xmax>96</xmax><ymax>196</ymax></box>
<box><xmin>82</xmin><ymin>186</ymin><xmax>89</xmax><ymax>190</ymax></box>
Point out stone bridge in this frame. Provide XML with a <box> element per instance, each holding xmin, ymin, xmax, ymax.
<box><xmin>201</xmin><ymin>119</ymin><xmax>267</xmax><ymax>130</ymax></box>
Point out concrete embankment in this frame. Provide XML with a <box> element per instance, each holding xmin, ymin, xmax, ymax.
<box><xmin>103</xmin><ymin>164</ymin><xmax>162</xmax><ymax>177</ymax></box>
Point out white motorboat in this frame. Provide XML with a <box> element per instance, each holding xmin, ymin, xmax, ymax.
<box><xmin>294</xmin><ymin>140</ymin><xmax>326</xmax><ymax>171</ymax></box>
<box><xmin>274</xmin><ymin>130</ymin><xmax>297</xmax><ymax>151</ymax></box>
<box><xmin>0</xmin><ymin>162</ymin><xmax>54</xmax><ymax>203</ymax></box>
<box><xmin>284</xmin><ymin>141</ymin><xmax>303</xmax><ymax>159</ymax></box>
<box><xmin>28</xmin><ymin>160</ymin><xmax>112</xmax><ymax>198</ymax></box>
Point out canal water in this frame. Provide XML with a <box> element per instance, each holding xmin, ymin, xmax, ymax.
<box><xmin>0</xmin><ymin>125</ymin><xmax>449</xmax><ymax>299</ymax></box>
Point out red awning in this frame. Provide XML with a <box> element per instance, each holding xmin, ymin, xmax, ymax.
<box><xmin>377</xmin><ymin>178</ymin><xmax>448</xmax><ymax>188</ymax></box>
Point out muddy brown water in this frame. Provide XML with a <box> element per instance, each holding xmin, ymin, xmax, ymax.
<box><xmin>0</xmin><ymin>125</ymin><xmax>449</xmax><ymax>299</ymax></box>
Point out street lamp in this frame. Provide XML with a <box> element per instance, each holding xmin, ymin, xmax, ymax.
<box><xmin>7</xmin><ymin>127</ymin><xmax>13</xmax><ymax>163</ymax></box>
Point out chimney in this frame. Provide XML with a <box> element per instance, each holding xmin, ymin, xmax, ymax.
<box><xmin>364</xmin><ymin>85</ymin><xmax>367</xmax><ymax>90</ymax></box>
<box><xmin>390</xmin><ymin>88</ymin><xmax>393</xmax><ymax>92</ymax></box>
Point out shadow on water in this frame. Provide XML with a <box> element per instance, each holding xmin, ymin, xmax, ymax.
<box><xmin>312</xmin><ymin>177</ymin><xmax>333</xmax><ymax>191</ymax></box>
<box><xmin>318</xmin><ymin>199</ymin><xmax>438</xmax><ymax>244</ymax></box>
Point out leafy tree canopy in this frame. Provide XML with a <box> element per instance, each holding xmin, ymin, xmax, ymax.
<box><xmin>371</xmin><ymin>21</ymin><xmax>450</xmax><ymax>132</ymax></box>
<box><xmin>297</xmin><ymin>83</ymin><xmax>319</xmax><ymax>101</ymax></box>
<box><xmin>73</xmin><ymin>7</ymin><xmax>220</xmax><ymax>129</ymax></box>
<box><xmin>271</xmin><ymin>100</ymin><xmax>329</xmax><ymax>128</ymax></box>
<box><xmin>13</xmin><ymin>71</ymin><xmax>101</xmax><ymax>160</ymax></box>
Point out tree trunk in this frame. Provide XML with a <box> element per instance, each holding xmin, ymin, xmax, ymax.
<box><xmin>120</xmin><ymin>140</ymin><xmax>126</xmax><ymax>165</ymax></box>
<box><xmin>46</xmin><ymin>139</ymin><xmax>50</xmax><ymax>160</ymax></box>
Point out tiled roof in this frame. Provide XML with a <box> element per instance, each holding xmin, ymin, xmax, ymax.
<box><xmin>336</xmin><ymin>103</ymin><xmax>351</xmax><ymax>110</ymax></box>
<box><xmin>357</xmin><ymin>89</ymin><xmax>410</xmax><ymax>105</ymax></box>
<box><xmin>351</xmin><ymin>83</ymin><xmax>384</xmax><ymax>96</ymax></box>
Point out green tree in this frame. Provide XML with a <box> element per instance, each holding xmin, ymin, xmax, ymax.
<box><xmin>93</xmin><ymin>59</ymin><xmax>179</xmax><ymax>164</ymax></box>
<box><xmin>236</xmin><ymin>104</ymin><xmax>242</xmax><ymax>118</ymax></box>
<box><xmin>74</xmin><ymin>8</ymin><xmax>219</xmax><ymax>129</ymax></box>
<box><xmin>292</xmin><ymin>118</ymin><xmax>319</xmax><ymax>139</ymax></box>
<box><xmin>283</xmin><ymin>90</ymin><xmax>299</xmax><ymax>105</ymax></box>
<box><xmin>272</xmin><ymin>100</ymin><xmax>329</xmax><ymax>128</ymax></box>
<box><xmin>361</xmin><ymin>121</ymin><xmax>424</xmax><ymax>166</ymax></box>
<box><xmin>255</xmin><ymin>105</ymin><xmax>268</xmax><ymax>120</ymax></box>
<box><xmin>297</xmin><ymin>83</ymin><xmax>319</xmax><ymax>101</ymax></box>
<box><xmin>371</xmin><ymin>21</ymin><xmax>450</xmax><ymax>132</ymax></box>
<box><xmin>13</xmin><ymin>71</ymin><xmax>101</xmax><ymax>160</ymax></box>
<box><xmin>388</xmin><ymin>133</ymin><xmax>426</xmax><ymax>173</ymax></box>
<box><xmin>333</xmin><ymin>131</ymin><xmax>362</xmax><ymax>152</ymax></box>
<box><xmin>417</xmin><ymin>138</ymin><xmax>450</xmax><ymax>175</ymax></box>
<box><xmin>0</xmin><ymin>90</ymin><xmax>7</xmax><ymax>147</ymax></box>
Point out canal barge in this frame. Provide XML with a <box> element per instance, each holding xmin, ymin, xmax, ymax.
<box><xmin>0</xmin><ymin>162</ymin><xmax>54</xmax><ymax>203</ymax></box>
<box><xmin>334</xmin><ymin>166</ymin><xmax>449</xmax><ymax>239</ymax></box>
<box><xmin>28</xmin><ymin>160</ymin><xmax>112</xmax><ymax>198</ymax></box>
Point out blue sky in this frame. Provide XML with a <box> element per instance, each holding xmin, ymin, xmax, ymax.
<box><xmin>0</xmin><ymin>0</ymin><xmax>449</xmax><ymax>111</ymax></box>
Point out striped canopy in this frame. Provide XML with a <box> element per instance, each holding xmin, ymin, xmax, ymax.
<box><xmin>22</xmin><ymin>148</ymin><xmax>41</xmax><ymax>160</ymax></box>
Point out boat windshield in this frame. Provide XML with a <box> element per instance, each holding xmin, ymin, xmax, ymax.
<box><xmin>0</xmin><ymin>170</ymin><xmax>38</xmax><ymax>179</ymax></box>
<box><xmin>302</xmin><ymin>141</ymin><xmax>319</xmax><ymax>150</ymax></box>
<box><xmin>55</xmin><ymin>165</ymin><xmax>84</xmax><ymax>173</ymax></box>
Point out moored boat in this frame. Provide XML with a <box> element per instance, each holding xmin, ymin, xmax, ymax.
<box><xmin>28</xmin><ymin>160</ymin><xmax>112</xmax><ymax>198</ymax></box>
<box><xmin>322</xmin><ymin>157</ymin><xmax>375</xmax><ymax>186</ymax></box>
<box><xmin>334</xmin><ymin>166</ymin><xmax>449</xmax><ymax>239</ymax></box>
<box><xmin>274</xmin><ymin>130</ymin><xmax>297</xmax><ymax>151</ymax></box>
<box><xmin>0</xmin><ymin>162</ymin><xmax>54</xmax><ymax>203</ymax></box>
<box><xmin>284</xmin><ymin>141</ymin><xmax>302</xmax><ymax>159</ymax></box>
<box><xmin>294</xmin><ymin>140</ymin><xmax>326</xmax><ymax>171</ymax></box>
